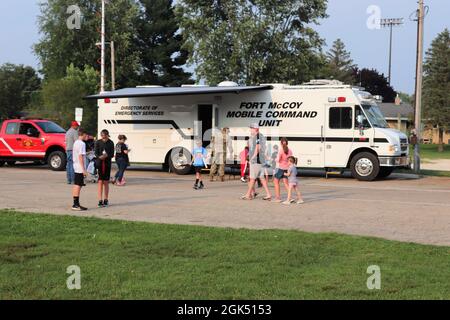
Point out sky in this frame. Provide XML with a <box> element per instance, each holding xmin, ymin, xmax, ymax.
<box><xmin>0</xmin><ymin>0</ymin><xmax>448</xmax><ymax>94</ymax></box>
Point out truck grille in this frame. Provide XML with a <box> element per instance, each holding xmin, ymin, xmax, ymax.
<box><xmin>400</xmin><ymin>138</ymin><xmax>408</xmax><ymax>152</ymax></box>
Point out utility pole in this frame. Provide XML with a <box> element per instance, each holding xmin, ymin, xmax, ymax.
<box><xmin>100</xmin><ymin>0</ymin><xmax>106</xmax><ymax>93</ymax></box>
<box><xmin>380</xmin><ymin>18</ymin><xmax>404</xmax><ymax>85</ymax></box>
<box><xmin>111</xmin><ymin>40</ymin><xmax>115</xmax><ymax>91</ymax></box>
<box><xmin>413</xmin><ymin>0</ymin><xmax>425</xmax><ymax>173</ymax></box>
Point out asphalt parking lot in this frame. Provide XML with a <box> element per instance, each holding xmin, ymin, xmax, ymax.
<box><xmin>1</xmin><ymin>164</ymin><xmax>450</xmax><ymax>246</ymax></box>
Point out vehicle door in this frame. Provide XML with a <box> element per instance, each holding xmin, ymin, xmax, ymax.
<box><xmin>15</xmin><ymin>122</ymin><xmax>45</xmax><ymax>155</ymax></box>
<box><xmin>324</xmin><ymin>105</ymin><xmax>354</xmax><ymax>167</ymax></box>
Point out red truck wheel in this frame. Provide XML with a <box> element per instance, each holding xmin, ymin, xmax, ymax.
<box><xmin>48</xmin><ymin>151</ymin><xmax>66</xmax><ymax>171</ymax></box>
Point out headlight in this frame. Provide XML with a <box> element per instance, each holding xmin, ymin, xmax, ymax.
<box><xmin>388</xmin><ymin>145</ymin><xmax>400</xmax><ymax>153</ymax></box>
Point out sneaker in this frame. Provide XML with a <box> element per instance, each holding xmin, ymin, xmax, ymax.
<box><xmin>72</xmin><ymin>205</ymin><xmax>88</xmax><ymax>211</ymax></box>
<box><xmin>240</xmin><ymin>177</ymin><xmax>246</xmax><ymax>183</ymax></box>
<box><xmin>193</xmin><ymin>184</ymin><xmax>199</xmax><ymax>190</ymax></box>
<box><xmin>297</xmin><ymin>200</ymin><xmax>305</xmax><ymax>204</ymax></box>
<box><xmin>98</xmin><ymin>200</ymin><xmax>104</xmax><ymax>207</ymax></box>
<box><xmin>199</xmin><ymin>182</ymin><xmax>204</xmax><ymax>189</ymax></box>
<box><xmin>103</xmin><ymin>199</ymin><xmax>109</xmax><ymax>207</ymax></box>
<box><xmin>282</xmin><ymin>200</ymin><xmax>292</xmax><ymax>205</ymax></box>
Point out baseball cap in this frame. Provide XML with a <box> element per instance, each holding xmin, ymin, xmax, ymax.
<box><xmin>71</xmin><ymin>121</ymin><xmax>80</xmax><ymax>127</ymax></box>
<box><xmin>249</xmin><ymin>123</ymin><xmax>259</xmax><ymax>129</ymax></box>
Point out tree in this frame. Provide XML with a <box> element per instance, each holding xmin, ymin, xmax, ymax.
<box><xmin>34</xmin><ymin>0</ymin><xmax>141</xmax><ymax>88</ymax></box>
<box><xmin>0</xmin><ymin>64</ymin><xmax>41</xmax><ymax>120</ymax></box>
<box><xmin>423</xmin><ymin>29</ymin><xmax>450</xmax><ymax>152</ymax></box>
<box><xmin>176</xmin><ymin>0</ymin><xmax>328</xmax><ymax>85</ymax></box>
<box><xmin>34</xmin><ymin>0</ymin><xmax>192</xmax><ymax>89</ymax></box>
<box><xmin>322</xmin><ymin>38</ymin><xmax>355</xmax><ymax>83</ymax></box>
<box><xmin>28</xmin><ymin>64</ymin><xmax>98</xmax><ymax>135</ymax></box>
<box><xmin>352</xmin><ymin>68</ymin><xmax>396</xmax><ymax>102</ymax></box>
<box><xmin>397</xmin><ymin>92</ymin><xmax>413</xmax><ymax>105</ymax></box>
<box><xmin>136</xmin><ymin>0</ymin><xmax>192</xmax><ymax>86</ymax></box>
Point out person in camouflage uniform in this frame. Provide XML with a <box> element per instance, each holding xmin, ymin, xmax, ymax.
<box><xmin>210</xmin><ymin>127</ymin><xmax>232</xmax><ymax>182</ymax></box>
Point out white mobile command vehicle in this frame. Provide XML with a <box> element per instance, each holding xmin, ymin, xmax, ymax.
<box><xmin>86</xmin><ymin>80</ymin><xmax>409</xmax><ymax>181</ymax></box>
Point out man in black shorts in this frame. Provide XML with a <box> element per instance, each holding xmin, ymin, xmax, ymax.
<box><xmin>72</xmin><ymin>129</ymin><xmax>88</xmax><ymax>211</ymax></box>
<box><xmin>95</xmin><ymin>129</ymin><xmax>115</xmax><ymax>207</ymax></box>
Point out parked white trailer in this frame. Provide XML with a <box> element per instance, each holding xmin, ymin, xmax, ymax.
<box><xmin>86</xmin><ymin>80</ymin><xmax>409</xmax><ymax>181</ymax></box>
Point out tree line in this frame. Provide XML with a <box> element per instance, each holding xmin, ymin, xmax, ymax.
<box><xmin>0</xmin><ymin>0</ymin><xmax>448</xmax><ymax>150</ymax></box>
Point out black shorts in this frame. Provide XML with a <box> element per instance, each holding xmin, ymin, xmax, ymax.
<box><xmin>74</xmin><ymin>173</ymin><xmax>85</xmax><ymax>186</ymax></box>
<box><xmin>194</xmin><ymin>166</ymin><xmax>203</xmax><ymax>173</ymax></box>
<box><xmin>274</xmin><ymin>168</ymin><xmax>288</xmax><ymax>180</ymax></box>
<box><xmin>97</xmin><ymin>160</ymin><xmax>112</xmax><ymax>181</ymax></box>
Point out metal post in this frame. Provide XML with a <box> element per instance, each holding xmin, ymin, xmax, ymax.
<box><xmin>111</xmin><ymin>41</ymin><xmax>115</xmax><ymax>91</ymax></box>
<box><xmin>100</xmin><ymin>0</ymin><xmax>106</xmax><ymax>93</ymax></box>
<box><xmin>414</xmin><ymin>0</ymin><xmax>425</xmax><ymax>173</ymax></box>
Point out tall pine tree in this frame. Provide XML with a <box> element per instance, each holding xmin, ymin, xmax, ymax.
<box><xmin>136</xmin><ymin>0</ymin><xmax>192</xmax><ymax>86</ymax></box>
<box><xmin>323</xmin><ymin>38</ymin><xmax>355</xmax><ymax>84</ymax></box>
<box><xmin>423</xmin><ymin>29</ymin><xmax>450</xmax><ymax>152</ymax></box>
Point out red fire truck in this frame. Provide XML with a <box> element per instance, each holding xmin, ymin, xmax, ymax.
<box><xmin>0</xmin><ymin>119</ymin><xmax>67</xmax><ymax>171</ymax></box>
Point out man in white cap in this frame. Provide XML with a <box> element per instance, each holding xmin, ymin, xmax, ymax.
<box><xmin>241</xmin><ymin>123</ymin><xmax>272</xmax><ymax>200</ymax></box>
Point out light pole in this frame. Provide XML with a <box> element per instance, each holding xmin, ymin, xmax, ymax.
<box><xmin>380</xmin><ymin>18</ymin><xmax>404</xmax><ymax>85</ymax></box>
<box><xmin>413</xmin><ymin>0</ymin><xmax>425</xmax><ymax>174</ymax></box>
<box><xmin>96</xmin><ymin>41</ymin><xmax>116</xmax><ymax>91</ymax></box>
<box><xmin>100</xmin><ymin>0</ymin><xmax>106</xmax><ymax>93</ymax></box>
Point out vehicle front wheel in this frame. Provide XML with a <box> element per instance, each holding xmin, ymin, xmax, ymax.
<box><xmin>0</xmin><ymin>161</ymin><xmax>5</xmax><ymax>167</ymax></box>
<box><xmin>377</xmin><ymin>167</ymin><xmax>394</xmax><ymax>179</ymax></box>
<box><xmin>168</xmin><ymin>147</ymin><xmax>192</xmax><ymax>175</ymax></box>
<box><xmin>48</xmin><ymin>151</ymin><xmax>66</xmax><ymax>171</ymax></box>
<box><xmin>350</xmin><ymin>152</ymin><xmax>380</xmax><ymax>181</ymax></box>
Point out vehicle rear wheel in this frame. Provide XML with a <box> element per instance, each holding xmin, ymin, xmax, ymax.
<box><xmin>168</xmin><ymin>147</ymin><xmax>192</xmax><ymax>175</ymax></box>
<box><xmin>0</xmin><ymin>161</ymin><xmax>5</xmax><ymax>167</ymax></box>
<box><xmin>350</xmin><ymin>152</ymin><xmax>380</xmax><ymax>181</ymax></box>
<box><xmin>7</xmin><ymin>161</ymin><xmax>16</xmax><ymax>166</ymax></box>
<box><xmin>48</xmin><ymin>151</ymin><xmax>66</xmax><ymax>171</ymax></box>
<box><xmin>377</xmin><ymin>167</ymin><xmax>394</xmax><ymax>179</ymax></box>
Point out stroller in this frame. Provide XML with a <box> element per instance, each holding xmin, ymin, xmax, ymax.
<box><xmin>85</xmin><ymin>138</ymin><xmax>98</xmax><ymax>183</ymax></box>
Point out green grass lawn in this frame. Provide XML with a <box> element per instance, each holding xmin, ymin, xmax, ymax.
<box><xmin>411</xmin><ymin>144</ymin><xmax>450</xmax><ymax>160</ymax></box>
<box><xmin>0</xmin><ymin>210</ymin><xmax>449</xmax><ymax>300</ymax></box>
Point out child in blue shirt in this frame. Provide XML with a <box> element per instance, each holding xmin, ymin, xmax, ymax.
<box><xmin>192</xmin><ymin>140</ymin><xmax>208</xmax><ymax>190</ymax></box>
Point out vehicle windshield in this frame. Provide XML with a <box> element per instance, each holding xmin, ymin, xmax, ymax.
<box><xmin>361</xmin><ymin>104</ymin><xmax>389</xmax><ymax>128</ymax></box>
<box><xmin>35</xmin><ymin>121</ymin><xmax>66</xmax><ymax>133</ymax></box>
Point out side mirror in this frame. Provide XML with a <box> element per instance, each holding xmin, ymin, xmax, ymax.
<box><xmin>356</xmin><ymin>115</ymin><xmax>364</xmax><ymax>126</ymax></box>
<box><xmin>27</xmin><ymin>128</ymin><xmax>39</xmax><ymax>137</ymax></box>
<box><xmin>356</xmin><ymin>115</ymin><xmax>365</xmax><ymax>135</ymax></box>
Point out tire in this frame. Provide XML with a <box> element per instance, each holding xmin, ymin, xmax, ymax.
<box><xmin>0</xmin><ymin>161</ymin><xmax>5</xmax><ymax>167</ymax></box>
<box><xmin>48</xmin><ymin>151</ymin><xmax>66</xmax><ymax>171</ymax></box>
<box><xmin>350</xmin><ymin>152</ymin><xmax>380</xmax><ymax>181</ymax></box>
<box><xmin>7</xmin><ymin>161</ymin><xmax>16</xmax><ymax>166</ymax></box>
<box><xmin>377</xmin><ymin>167</ymin><xmax>394</xmax><ymax>179</ymax></box>
<box><xmin>168</xmin><ymin>147</ymin><xmax>192</xmax><ymax>175</ymax></box>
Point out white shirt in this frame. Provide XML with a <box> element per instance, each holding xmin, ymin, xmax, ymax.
<box><xmin>73</xmin><ymin>140</ymin><xmax>86</xmax><ymax>174</ymax></box>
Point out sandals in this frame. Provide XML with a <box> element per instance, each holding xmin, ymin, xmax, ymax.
<box><xmin>240</xmin><ymin>195</ymin><xmax>254</xmax><ymax>200</ymax></box>
<box><xmin>263</xmin><ymin>196</ymin><xmax>272</xmax><ymax>201</ymax></box>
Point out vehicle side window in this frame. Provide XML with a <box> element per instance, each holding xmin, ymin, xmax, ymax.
<box><xmin>329</xmin><ymin>107</ymin><xmax>352</xmax><ymax>129</ymax></box>
<box><xmin>18</xmin><ymin>123</ymin><xmax>38</xmax><ymax>136</ymax></box>
<box><xmin>5</xmin><ymin>123</ymin><xmax>19</xmax><ymax>135</ymax></box>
